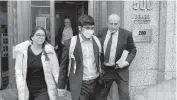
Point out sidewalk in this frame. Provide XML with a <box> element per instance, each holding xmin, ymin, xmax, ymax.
<box><xmin>133</xmin><ymin>78</ymin><xmax>176</xmax><ymax>100</ymax></box>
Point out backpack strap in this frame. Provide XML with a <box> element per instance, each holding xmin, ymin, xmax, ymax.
<box><xmin>68</xmin><ymin>35</ymin><xmax>102</xmax><ymax>76</ymax></box>
<box><xmin>92</xmin><ymin>36</ymin><xmax>101</xmax><ymax>53</ymax></box>
<box><xmin>92</xmin><ymin>35</ymin><xmax>102</xmax><ymax>73</ymax></box>
<box><xmin>68</xmin><ymin>36</ymin><xmax>77</xmax><ymax>76</ymax></box>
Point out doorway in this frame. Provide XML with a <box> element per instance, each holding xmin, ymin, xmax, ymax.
<box><xmin>55</xmin><ymin>1</ymin><xmax>88</xmax><ymax>43</ymax></box>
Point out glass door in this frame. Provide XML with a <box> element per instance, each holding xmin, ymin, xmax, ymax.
<box><xmin>31</xmin><ymin>1</ymin><xmax>55</xmax><ymax>45</ymax></box>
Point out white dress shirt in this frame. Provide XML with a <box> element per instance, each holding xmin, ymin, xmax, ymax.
<box><xmin>62</xmin><ymin>27</ymin><xmax>73</xmax><ymax>43</ymax></box>
<box><xmin>79</xmin><ymin>34</ymin><xmax>99</xmax><ymax>80</ymax></box>
<box><xmin>103</xmin><ymin>30</ymin><xmax>119</xmax><ymax>66</ymax></box>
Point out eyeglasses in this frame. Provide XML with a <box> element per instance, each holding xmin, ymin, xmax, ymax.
<box><xmin>35</xmin><ymin>34</ymin><xmax>46</xmax><ymax>38</ymax></box>
<box><xmin>82</xmin><ymin>26</ymin><xmax>94</xmax><ymax>30</ymax></box>
<box><xmin>109</xmin><ymin>23</ymin><xmax>119</xmax><ymax>26</ymax></box>
<box><xmin>65</xmin><ymin>22</ymin><xmax>71</xmax><ymax>23</ymax></box>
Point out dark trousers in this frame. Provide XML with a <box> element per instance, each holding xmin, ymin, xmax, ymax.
<box><xmin>28</xmin><ymin>94</ymin><xmax>49</xmax><ymax>100</ymax></box>
<box><xmin>56</xmin><ymin>44</ymin><xmax>64</xmax><ymax>64</ymax></box>
<box><xmin>28</xmin><ymin>86</ymin><xmax>49</xmax><ymax>100</ymax></box>
<box><xmin>78</xmin><ymin>78</ymin><xmax>97</xmax><ymax>100</ymax></box>
<box><xmin>98</xmin><ymin>66</ymin><xmax>130</xmax><ymax>100</ymax></box>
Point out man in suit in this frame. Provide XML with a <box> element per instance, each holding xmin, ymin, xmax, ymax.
<box><xmin>58</xmin><ymin>15</ymin><xmax>102</xmax><ymax>100</ymax></box>
<box><xmin>55</xmin><ymin>16</ymin><xmax>77</xmax><ymax>63</ymax></box>
<box><xmin>97</xmin><ymin>14</ymin><xmax>137</xmax><ymax>100</ymax></box>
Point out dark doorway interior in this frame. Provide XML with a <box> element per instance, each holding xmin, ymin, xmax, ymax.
<box><xmin>0</xmin><ymin>1</ymin><xmax>8</xmax><ymax>89</ymax></box>
<box><xmin>55</xmin><ymin>1</ymin><xmax>88</xmax><ymax>38</ymax></box>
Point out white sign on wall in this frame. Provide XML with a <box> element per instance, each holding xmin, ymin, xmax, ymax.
<box><xmin>133</xmin><ymin>29</ymin><xmax>152</xmax><ymax>43</ymax></box>
<box><xmin>36</xmin><ymin>17</ymin><xmax>46</xmax><ymax>29</ymax></box>
<box><xmin>132</xmin><ymin>0</ymin><xmax>153</xmax><ymax>43</ymax></box>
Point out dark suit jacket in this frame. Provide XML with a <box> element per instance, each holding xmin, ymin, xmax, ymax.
<box><xmin>55</xmin><ymin>27</ymin><xmax>77</xmax><ymax>48</ymax></box>
<box><xmin>55</xmin><ymin>27</ymin><xmax>77</xmax><ymax>63</ymax></box>
<box><xmin>97</xmin><ymin>28</ymin><xmax>137</xmax><ymax>82</ymax></box>
<box><xmin>58</xmin><ymin>35</ymin><xmax>102</xmax><ymax>100</ymax></box>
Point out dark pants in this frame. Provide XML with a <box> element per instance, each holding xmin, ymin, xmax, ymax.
<box><xmin>28</xmin><ymin>86</ymin><xmax>50</xmax><ymax>100</ymax></box>
<box><xmin>78</xmin><ymin>78</ymin><xmax>97</xmax><ymax>100</ymax></box>
<box><xmin>28</xmin><ymin>94</ymin><xmax>50</xmax><ymax>100</ymax></box>
<box><xmin>56</xmin><ymin>44</ymin><xmax>64</xmax><ymax>64</ymax></box>
<box><xmin>98</xmin><ymin>66</ymin><xmax>130</xmax><ymax>100</ymax></box>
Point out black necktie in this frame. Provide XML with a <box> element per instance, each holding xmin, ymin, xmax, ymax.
<box><xmin>104</xmin><ymin>33</ymin><xmax>114</xmax><ymax>63</ymax></box>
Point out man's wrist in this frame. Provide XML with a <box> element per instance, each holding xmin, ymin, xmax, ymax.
<box><xmin>125</xmin><ymin>61</ymin><xmax>129</xmax><ymax>66</ymax></box>
<box><xmin>58</xmin><ymin>89</ymin><xmax>65</xmax><ymax>91</ymax></box>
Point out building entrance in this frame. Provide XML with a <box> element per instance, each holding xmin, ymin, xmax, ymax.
<box><xmin>55</xmin><ymin>1</ymin><xmax>88</xmax><ymax>45</ymax></box>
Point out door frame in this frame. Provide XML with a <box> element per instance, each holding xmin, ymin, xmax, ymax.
<box><xmin>50</xmin><ymin>1</ymin><xmax>55</xmax><ymax>46</ymax></box>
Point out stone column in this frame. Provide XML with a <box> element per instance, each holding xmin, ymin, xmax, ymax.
<box><xmin>17</xmin><ymin>1</ymin><xmax>31</xmax><ymax>43</ymax></box>
<box><xmin>8</xmin><ymin>1</ymin><xmax>18</xmax><ymax>88</ymax></box>
<box><xmin>164</xmin><ymin>1</ymin><xmax>176</xmax><ymax>80</ymax></box>
<box><xmin>124</xmin><ymin>1</ymin><xmax>160</xmax><ymax>98</ymax></box>
<box><xmin>157</xmin><ymin>1</ymin><xmax>176</xmax><ymax>82</ymax></box>
<box><xmin>8</xmin><ymin>1</ymin><xmax>32</xmax><ymax>88</ymax></box>
<box><xmin>88</xmin><ymin>1</ymin><xmax>107</xmax><ymax>35</ymax></box>
<box><xmin>157</xmin><ymin>1</ymin><xmax>167</xmax><ymax>83</ymax></box>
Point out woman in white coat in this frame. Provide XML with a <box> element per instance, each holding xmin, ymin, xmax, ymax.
<box><xmin>14</xmin><ymin>26</ymin><xmax>59</xmax><ymax>100</ymax></box>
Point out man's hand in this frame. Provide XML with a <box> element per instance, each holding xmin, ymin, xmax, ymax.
<box><xmin>55</xmin><ymin>45</ymin><xmax>58</xmax><ymax>50</ymax></box>
<box><xmin>115</xmin><ymin>60</ymin><xmax>129</xmax><ymax>69</ymax></box>
<box><xmin>58</xmin><ymin>89</ymin><xmax>66</xmax><ymax>97</ymax></box>
<box><xmin>61</xmin><ymin>41</ymin><xmax>64</xmax><ymax>44</ymax></box>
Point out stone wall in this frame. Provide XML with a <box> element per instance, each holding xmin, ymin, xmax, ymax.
<box><xmin>164</xmin><ymin>1</ymin><xmax>176</xmax><ymax>80</ymax></box>
<box><xmin>124</xmin><ymin>1</ymin><xmax>176</xmax><ymax>99</ymax></box>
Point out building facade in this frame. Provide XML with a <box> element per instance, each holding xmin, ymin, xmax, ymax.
<box><xmin>0</xmin><ymin>0</ymin><xmax>176</xmax><ymax>99</ymax></box>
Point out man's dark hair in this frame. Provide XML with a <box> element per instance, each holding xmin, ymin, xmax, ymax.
<box><xmin>78</xmin><ymin>14</ymin><xmax>94</xmax><ymax>27</ymax></box>
<box><xmin>64</xmin><ymin>16</ymin><xmax>71</xmax><ymax>21</ymax></box>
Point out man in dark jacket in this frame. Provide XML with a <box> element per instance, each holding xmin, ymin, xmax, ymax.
<box><xmin>97</xmin><ymin>14</ymin><xmax>137</xmax><ymax>100</ymax></box>
<box><xmin>58</xmin><ymin>15</ymin><xmax>102</xmax><ymax>100</ymax></box>
<box><xmin>55</xmin><ymin>17</ymin><xmax>77</xmax><ymax>63</ymax></box>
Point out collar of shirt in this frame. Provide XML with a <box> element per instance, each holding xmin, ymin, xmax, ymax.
<box><xmin>79</xmin><ymin>34</ymin><xmax>92</xmax><ymax>43</ymax></box>
<box><xmin>107</xmin><ymin>29</ymin><xmax>119</xmax><ymax>36</ymax></box>
<box><xmin>64</xmin><ymin>26</ymin><xmax>72</xmax><ymax>29</ymax></box>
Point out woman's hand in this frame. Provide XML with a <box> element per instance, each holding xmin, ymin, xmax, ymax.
<box><xmin>58</xmin><ymin>89</ymin><xmax>66</xmax><ymax>97</ymax></box>
<box><xmin>55</xmin><ymin>45</ymin><xmax>58</xmax><ymax>50</ymax></box>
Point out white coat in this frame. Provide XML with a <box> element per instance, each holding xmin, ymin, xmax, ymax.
<box><xmin>14</xmin><ymin>40</ymin><xmax>59</xmax><ymax>100</ymax></box>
